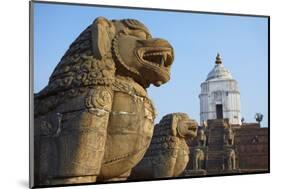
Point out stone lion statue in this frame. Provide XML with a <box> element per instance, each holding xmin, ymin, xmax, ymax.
<box><xmin>224</xmin><ymin>128</ymin><xmax>234</xmax><ymax>146</ymax></box>
<box><xmin>197</xmin><ymin>128</ymin><xmax>207</xmax><ymax>146</ymax></box>
<box><xmin>193</xmin><ymin>148</ymin><xmax>205</xmax><ymax>170</ymax></box>
<box><xmin>34</xmin><ymin>17</ymin><xmax>174</xmax><ymax>186</ymax></box>
<box><xmin>224</xmin><ymin>148</ymin><xmax>236</xmax><ymax>170</ymax></box>
<box><xmin>129</xmin><ymin>113</ymin><xmax>198</xmax><ymax>180</ymax></box>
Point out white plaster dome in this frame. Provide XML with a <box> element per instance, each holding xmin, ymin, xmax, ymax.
<box><xmin>199</xmin><ymin>53</ymin><xmax>241</xmax><ymax>126</ymax></box>
<box><xmin>206</xmin><ymin>54</ymin><xmax>232</xmax><ymax>81</ymax></box>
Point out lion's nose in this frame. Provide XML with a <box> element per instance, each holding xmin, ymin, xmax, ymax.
<box><xmin>139</xmin><ymin>38</ymin><xmax>173</xmax><ymax>49</ymax></box>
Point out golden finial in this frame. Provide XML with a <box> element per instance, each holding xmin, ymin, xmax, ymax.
<box><xmin>215</xmin><ymin>53</ymin><xmax>222</xmax><ymax>64</ymax></box>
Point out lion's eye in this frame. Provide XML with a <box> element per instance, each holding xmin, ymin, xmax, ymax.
<box><xmin>131</xmin><ymin>30</ymin><xmax>148</xmax><ymax>39</ymax></box>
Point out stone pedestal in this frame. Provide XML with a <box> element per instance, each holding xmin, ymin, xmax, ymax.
<box><xmin>221</xmin><ymin>169</ymin><xmax>241</xmax><ymax>174</ymax></box>
<box><xmin>185</xmin><ymin>169</ymin><xmax>207</xmax><ymax>176</ymax></box>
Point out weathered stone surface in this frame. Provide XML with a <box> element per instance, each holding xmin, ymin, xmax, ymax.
<box><xmin>224</xmin><ymin>128</ymin><xmax>234</xmax><ymax>146</ymax></box>
<box><xmin>224</xmin><ymin>147</ymin><xmax>236</xmax><ymax>170</ymax></box>
<box><xmin>34</xmin><ymin>17</ymin><xmax>174</xmax><ymax>186</ymax></box>
<box><xmin>193</xmin><ymin>148</ymin><xmax>205</xmax><ymax>170</ymax></box>
<box><xmin>129</xmin><ymin>113</ymin><xmax>198</xmax><ymax>180</ymax></box>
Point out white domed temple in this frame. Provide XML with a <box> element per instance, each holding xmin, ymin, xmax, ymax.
<box><xmin>184</xmin><ymin>54</ymin><xmax>268</xmax><ymax>176</ymax></box>
<box><xmin>199</xmin><ymin>54</ymin><xmax>241</xmax><ymax>125</ymax></box>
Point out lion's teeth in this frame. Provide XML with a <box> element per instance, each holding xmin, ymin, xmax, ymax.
<box><xmin>143</xmin><ymin>51</ymin><xmax>170</xmax><ymax>67</ymax></box>
<box><xmin>163</xmin><ymin>53</ymin><xmax>167</xmax><ymax>61</ymax></box>
<box><xmin>144</xmin><ymin>52</ymin><xmax>165</xmax><ymax>57</ymax></box>
<box><xmin>161</xmin><ymin>57</ymin><xmax>165</xmax><ymax>67</ymax></box>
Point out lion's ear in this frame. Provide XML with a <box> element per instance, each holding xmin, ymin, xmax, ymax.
<box><xmin>91</xmin><ymin>17</ymin><xmax>115</xmax><ymax>60</ymax></box>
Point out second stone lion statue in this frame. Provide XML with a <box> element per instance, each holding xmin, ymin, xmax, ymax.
<box><xmin>129</xmin><ymin>113</ymin><xmax>198</xmax><ymax>180</ymax></box>
<box><xmin>34</xmin><ymin>17</ymin><xmax>174</xmax><ymax>186</ymax></box>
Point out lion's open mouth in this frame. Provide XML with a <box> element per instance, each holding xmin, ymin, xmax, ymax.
<box><xmin>136</xmin><ymin>47</ymin><xmax>174</xmax><ymax>87</ymax></box>
<box><xmin>188</xmin><ymin>124</ymin><xmax>198</xmax><ymax>133</ymax></box>
<box><xmin>141</xmin><ymin>48</ymin><xmax>173</xmax><ymax>68</ymax></box>
<box><xmin>185</xmin><ymin>121</ymin><xmax>198</xmax><ymax>138</ymax></box>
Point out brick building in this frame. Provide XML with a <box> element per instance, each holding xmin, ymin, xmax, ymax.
<box><xmin>184</xmin><ymin>119</ymin><xmax>268</xmax><ymax>176</ymax></box>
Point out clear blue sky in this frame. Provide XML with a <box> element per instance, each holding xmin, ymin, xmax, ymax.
<box><xmin>33</xmin><ymin>2</ymin><xmax>268</xmax><ymax>127</ymax></box>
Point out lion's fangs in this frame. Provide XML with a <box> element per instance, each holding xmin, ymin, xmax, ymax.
<box><xmin>142</xmin><ymin>51</ymin><xmax>170</xmax><ymax>67</ymax></box>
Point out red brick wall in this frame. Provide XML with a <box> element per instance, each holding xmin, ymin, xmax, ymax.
<box><xmin>234</xmin><ymin>126</ymin><xmax>268</xmax><ymax>170</ymax></box>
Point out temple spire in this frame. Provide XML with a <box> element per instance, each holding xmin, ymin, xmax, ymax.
<box><xmin>215</xmin><ymin>53</ymin><xmax>222</xmax><ymax>64</ymax></box>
